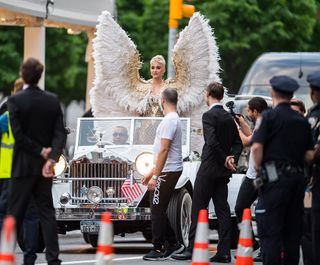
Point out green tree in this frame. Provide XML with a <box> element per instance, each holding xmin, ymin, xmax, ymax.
<box><xmin>0</xmin><ymin>27</ymin><xmax>23</xmax><ymax>96</ymax></box>
<box><xmin>45</xmin><ymin>28</ymin><xmax>87</xmax><ymax>104</ymax></box>
<box><xmin>308</xmin><ymin>1</ymin><xmax>320</xmax><ymax>51</ymax></box>
<box><xmin>197</xmin><ymin>0</ymin><xmax>317</xmax><ymax>93</ymax></box>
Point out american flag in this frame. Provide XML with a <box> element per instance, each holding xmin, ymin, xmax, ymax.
<box><xmin>121</xmin><ymin>176</ymin><xmax>143</xmax><ymax>203</ymax></box>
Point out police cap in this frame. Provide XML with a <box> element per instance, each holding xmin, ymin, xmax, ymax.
<box><xmin>270</xmin><ymin>75</ymin><xmax>299</xmax><ymax>94</ymax></box>
<box><xmin>307</xmin><ymin>72</ymin><xmax>320</xmax><ymax>90</ymax></box>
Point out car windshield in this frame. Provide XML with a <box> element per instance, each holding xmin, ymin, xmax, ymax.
<box><xmin>76</xmin><ymin>117</ymin><xmax>189</xmax><ymax>148</ymax></box>
<box><xmin>239</xmin><ymin>53</ymin><xmax>319</xmax><ymax>108</ymax></box>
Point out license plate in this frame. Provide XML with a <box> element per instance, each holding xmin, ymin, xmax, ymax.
<box><xmin>80</xmin><ymin>220</ymin><xmax>100</xmax><ymax>233</ymax></box>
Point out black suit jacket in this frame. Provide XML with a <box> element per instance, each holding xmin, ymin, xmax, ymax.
<box><xmin>7</xmin><ymin>85</ymin><xmax>66</xmax><ymax>178</ymax></box>
<box><xmin>198</xmin><ymin>105</ymin><xmax>243</xmax><ymax>178</ymax></box>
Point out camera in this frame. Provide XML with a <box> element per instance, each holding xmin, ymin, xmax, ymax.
<box><xmin>226</xmin><ymin>101</ymin><xmax>241</xmax><ymax>123</ymax></box>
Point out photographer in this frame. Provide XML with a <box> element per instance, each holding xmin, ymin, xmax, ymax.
<box><xmin>234</xmin><ymin>97</ymin><xmax>268</xmax><ymax>262</ymax></box>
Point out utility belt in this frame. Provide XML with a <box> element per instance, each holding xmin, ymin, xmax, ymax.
<box><xmin>253</xmin><ymin>161</ymin><xmax>304</xmax><ymax>189</ymax></box>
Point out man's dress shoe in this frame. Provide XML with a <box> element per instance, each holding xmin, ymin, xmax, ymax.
<box><xmin>171</xmin><ymin>248</ymin><xmax>192</xmax><ymax>260</ymax></box>
<box><xmin>210</xmin><ymin>253</ymin><xmax>231</xmax><ymax>263</ymax></box>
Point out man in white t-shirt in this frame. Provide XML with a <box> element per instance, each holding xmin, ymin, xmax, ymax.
<box><xmin>142</xmin><ymin>88</ymin><xmax>184</xmax><ymax>261</ymax></box>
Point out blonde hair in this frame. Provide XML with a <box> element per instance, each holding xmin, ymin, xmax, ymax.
<box><xmin>150</xmin><ymin>55</ymin><xmax>166</xmax><ymax>67</ymax></box>
<box><xmin>12</xmin><ymin>78</ymin><xmax>24</xmax><ymax>95</ymax></box>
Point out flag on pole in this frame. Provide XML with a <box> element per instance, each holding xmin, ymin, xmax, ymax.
<box><xmin>121</xmin><ymin>176</ymin><xmax>143</xmax><ymax>203</ymax></box>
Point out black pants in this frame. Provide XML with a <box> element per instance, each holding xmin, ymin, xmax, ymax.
<box><xmin>301</xmin><ymin>208</ymin><xmax>312</xmax><ymax>265</ymax></box>
<box><xmin>7</xmin><ymin>176</ymin><xmax>61</xmax><ymax>265</ymax></box>
<box><xmin>149</xmin><ymin>171</ymin><xmax>181</xmax><ymax>250</ymax></box>
<box><xmin>188</xmin><ymin>174</ymin><xmax>231</xmax><ymax>255</ymax></box>
<box><xmin>234</xmin><ymin>177</ymin><xmax>258</xmax><ymax>243</ymax></box>
<box><xmin>0</xmin><ymin>179</ymin><xmax>40</xmax><ymax>265</ymax></box>
<box><xmin>311</xmin><ymin>175</ymin><xmax>320</xmax><ymax>265</ymax></box>
<box><xmin>255</xmin><ymin>174</ymin><xmax>306</xmax><ymax>265</ymax></box>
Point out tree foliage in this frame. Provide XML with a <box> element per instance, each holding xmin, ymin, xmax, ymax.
<box><xmin>196</xmin><ymin>0</ymin><xmax>317</xmax><ymax>92</ymax></box>
<box><xmin>45</xmin><ymin>29</ymin><xmax>87</xmax><ymax>104</ymax></box>
<box><xmin>0</xmin><ymin>27</ymin><xmax>87</xmax><ymax>104</ymax></box>
<box><xmin>0</xmin><ymin>27</ymin><xmax>23</xmax><ymax>95</ymax></box>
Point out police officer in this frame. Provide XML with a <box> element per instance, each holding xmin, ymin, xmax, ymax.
<box><xmin>251</xmin><ymin>75</ymin><xmax>314</xmax><ymax>265</ymax></box>
<box><xmin>306</xmin><ymin>71</ymin><xmax>320</xmax><ymax>265</ymax></box>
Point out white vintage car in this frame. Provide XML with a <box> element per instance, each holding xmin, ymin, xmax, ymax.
<box><xmin>52</xmin><ymin>116</ymin><xmax>245</xmax><ymax>248</ymax></box>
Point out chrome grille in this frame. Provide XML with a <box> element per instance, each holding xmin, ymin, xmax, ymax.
<box><xmin>69</xmin><ymin>161</ymin><xmax>131</xmax><ymax>203</ymax></box>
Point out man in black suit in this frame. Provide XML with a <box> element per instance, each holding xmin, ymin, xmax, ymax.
<box><xmin>7</xmin><ymin>58</ymin><xmax>66</xmax><ymax>265</ymax></box>
<box><xmin>172</xmin><ymin>82</ymin><xmax>242</xmax><ymax>263</ymax></box>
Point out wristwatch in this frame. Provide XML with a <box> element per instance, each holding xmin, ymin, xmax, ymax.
<box><xmin>152</xmin><ymin>175</ymin><xmax>158</xmax><ymax>180</ymax></box>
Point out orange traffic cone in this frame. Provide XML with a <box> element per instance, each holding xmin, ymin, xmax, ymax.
<box><xmin>0</xmin><ymin>216</ymin><xmax>16</xmax><ymax>265</ymax></box>
<box><xmin>191</xmin><ymin>209</ymin><xmax>209</xmax><ymax>265</ymax></box>
<box><xmin>235</xmin><ymin>208</ymin><xmax>253</xmax><ymax>265</ymax></box>
<box><xmin>96</xmin><ymin>212</ymin><xmax>113</xmax><ymax>265</ymax></box>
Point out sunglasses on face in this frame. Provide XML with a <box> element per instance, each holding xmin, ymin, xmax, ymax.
<box><xmin>113</xmin><ymin>132</ymin><xmax>126</xmax><ymax>137</ymax></box>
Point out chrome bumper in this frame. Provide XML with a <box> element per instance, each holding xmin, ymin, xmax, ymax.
<box><xmin>56</xmin><ymin>206</ymin><xmax>151</xmax><ymax>221</ymax></box>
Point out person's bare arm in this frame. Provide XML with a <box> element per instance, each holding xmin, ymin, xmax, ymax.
<box><xmin>238</xmin><ymin>130</ymin><xmax>252</xmax><ymax>147</ymax></box>
<box><xmin>251</xmin><ymin>142</ymin><xmax>264</xmax><ymax>170</ymax></box>
<box><xmin>305</xmin><ymin>150</ymin><xmax>314</xmax><ymax>165</ymax></box>
<box><xmin>237</xmin><ymin>116</ymin><xmax>252</xmax><ymax>136</ymax></box>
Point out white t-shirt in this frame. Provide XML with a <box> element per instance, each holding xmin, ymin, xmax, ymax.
<box><xmin>153</xmin><ymin>112</ymin><xmax>183</xmax><ymax>172</ymax></box>
<box><xmin>246</xmin><ymin>129</ymin><xmax>257</xmax><ymax>179</ymax></box>
<box><xmin>246</xmin><ymin>150</ymin><xmax>257</xmax><ymax>179</ymax></box>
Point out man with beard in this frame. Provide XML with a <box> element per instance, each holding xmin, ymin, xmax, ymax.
<box><xmin>234</xmin><ymin>97</ymin><xmax>268</xmax><ymax>262</ymax></box>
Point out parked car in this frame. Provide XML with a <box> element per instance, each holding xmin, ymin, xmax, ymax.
<box><xmin>52</xmin><ymin>116</ymin><xmax>245</xmax><ymax>248</ymax></box>
<box><xmin>18</xmin><ymin>95</ymin><xmax>268</xmax><ymax>251</ymax></box>
<box><xmin>238</xmin><ymin>52</ymin><xmax>320</xmax><ymax>108</ymax></box>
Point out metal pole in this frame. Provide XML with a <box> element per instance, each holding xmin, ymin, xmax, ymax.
<box><xmin>167</xmin><ymin>27</ymin><xmax>177</xmax><ymax>79</ymax></box>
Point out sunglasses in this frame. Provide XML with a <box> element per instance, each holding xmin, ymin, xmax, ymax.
<box><xmin>113</xmin><ymin>132</ymin><xmax>126</xmax><ymax>137</ymax></box>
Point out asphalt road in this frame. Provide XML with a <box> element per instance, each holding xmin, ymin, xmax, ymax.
<box><xmin>14</xmin><ymin>231</ymin><xmax>267</xmax><ymax>265</ymax></box>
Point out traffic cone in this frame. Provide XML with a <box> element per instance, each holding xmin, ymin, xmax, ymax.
<box><xmin>0</xmin><ymin>216</ymin><xmax>16</xmax><ymax>265</ymax></box>
<box><xmin>96</xmin><ymin>212</ymin><xmax>113</xmax><ymax>265</ymax></box>
<box><xmin>235</xmin><ymin>208</ymin><xmax>253</xmax><ymax>265</ymax></box>
<box><xmin>191</xmin><ymin>209</ymin><xmax>209</xmax><ymax>265</ymax></box>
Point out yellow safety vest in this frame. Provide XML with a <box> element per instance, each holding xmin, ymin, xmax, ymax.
<box><xmin>0</xmin><ymin>112</ymin><xmax>14</xmax><ymax>178</ymax></box>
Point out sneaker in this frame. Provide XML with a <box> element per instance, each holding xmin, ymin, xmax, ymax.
<box><xmin>253</xmin><ymin>251</ymin><xmax>263</xmax><ymax>262</ymax></box>
<box><xmin>143</xmin><ymin>249</ymin><xmax>164</xmax><ymax>261</ymax></box>
<box><xmin>163</xmin><ymin>243</ymin><xmax>184</xmax><ymax>259</ymax></box>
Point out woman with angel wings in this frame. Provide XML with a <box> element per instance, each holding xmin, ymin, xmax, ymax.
<box><xmin>90</xmin><ymin>11</ymin><xmax>222</xmax><ymax>152</ymax></box>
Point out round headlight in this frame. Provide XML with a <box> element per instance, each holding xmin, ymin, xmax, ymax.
<box><xmin>135</xmin><ymin>152</ymin><xmax>154</xmax><ymax>175</ymax></box>
<box><xmin>54</xmin><ymin>155</ymin><xmax>67</xmax><ymax>177</ymax></box>
<box><xmin>87</xmin><ymin>186</ymin><xmax>103</xmax><ymax>204</ymax></box>
<box><xmin>60</xmin><ymin>193</ymin><xmax>71</xmax><ymax>205</ymax></box>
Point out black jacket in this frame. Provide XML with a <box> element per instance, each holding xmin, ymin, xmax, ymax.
<box><xmin>198</xmin><ymin>105</ymin><xmax>243</xmax><ymax>178</ymax></box>
<box><xmin>7</xmin><ymin>85</ymin><xmax>66</xmax><ymax>178</ymax></box>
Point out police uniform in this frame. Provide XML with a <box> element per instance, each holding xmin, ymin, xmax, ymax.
<box><xmin>251</xmin><ymin>76</ymin><xmax>314</xmax><ymax>265</ymax></box>
<box><xmin>306</xmin><ymin>71</ymin><xmax>320</xmax><ymax>265</ymax></box>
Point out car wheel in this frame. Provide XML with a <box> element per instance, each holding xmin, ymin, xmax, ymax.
<box><xmin>167</xmin><ymin>188</ymin><xmax>192</xmax><ymax>247</ymax></box>
<box><xmin>17</xmin><ymin>224</ymin><xmax>45</xmax><ymax>253</ymax></box>
<box><xmin>83</xmin><ymin>232</ymin><xmax>90</xmax><ymax>244</ymax></box>
<box><xmin>86</xmin><ymin>234</ymin><xmax>98</xmax><ymax>248</ymax></box>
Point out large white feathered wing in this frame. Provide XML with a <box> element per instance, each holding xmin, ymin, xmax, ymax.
<box><xmin>90</xmin><ymin>11</ymin><xmax>149</xmax><ymax>117</ymax></box>
<box><xmin>169</xmin><ymin>12</ymin><xmax>221</xmax><ymax>114</ymax></box>
<box><xmin>168</xmin><ymin>12</ymin><xmax>222</xmax><ymax>152</ymax></box>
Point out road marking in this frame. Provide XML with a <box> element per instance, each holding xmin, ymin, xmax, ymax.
<box><xmin>36</xmin><ymin>256</ymin><xmax>143</xmax><ymax>265</ymax></box>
